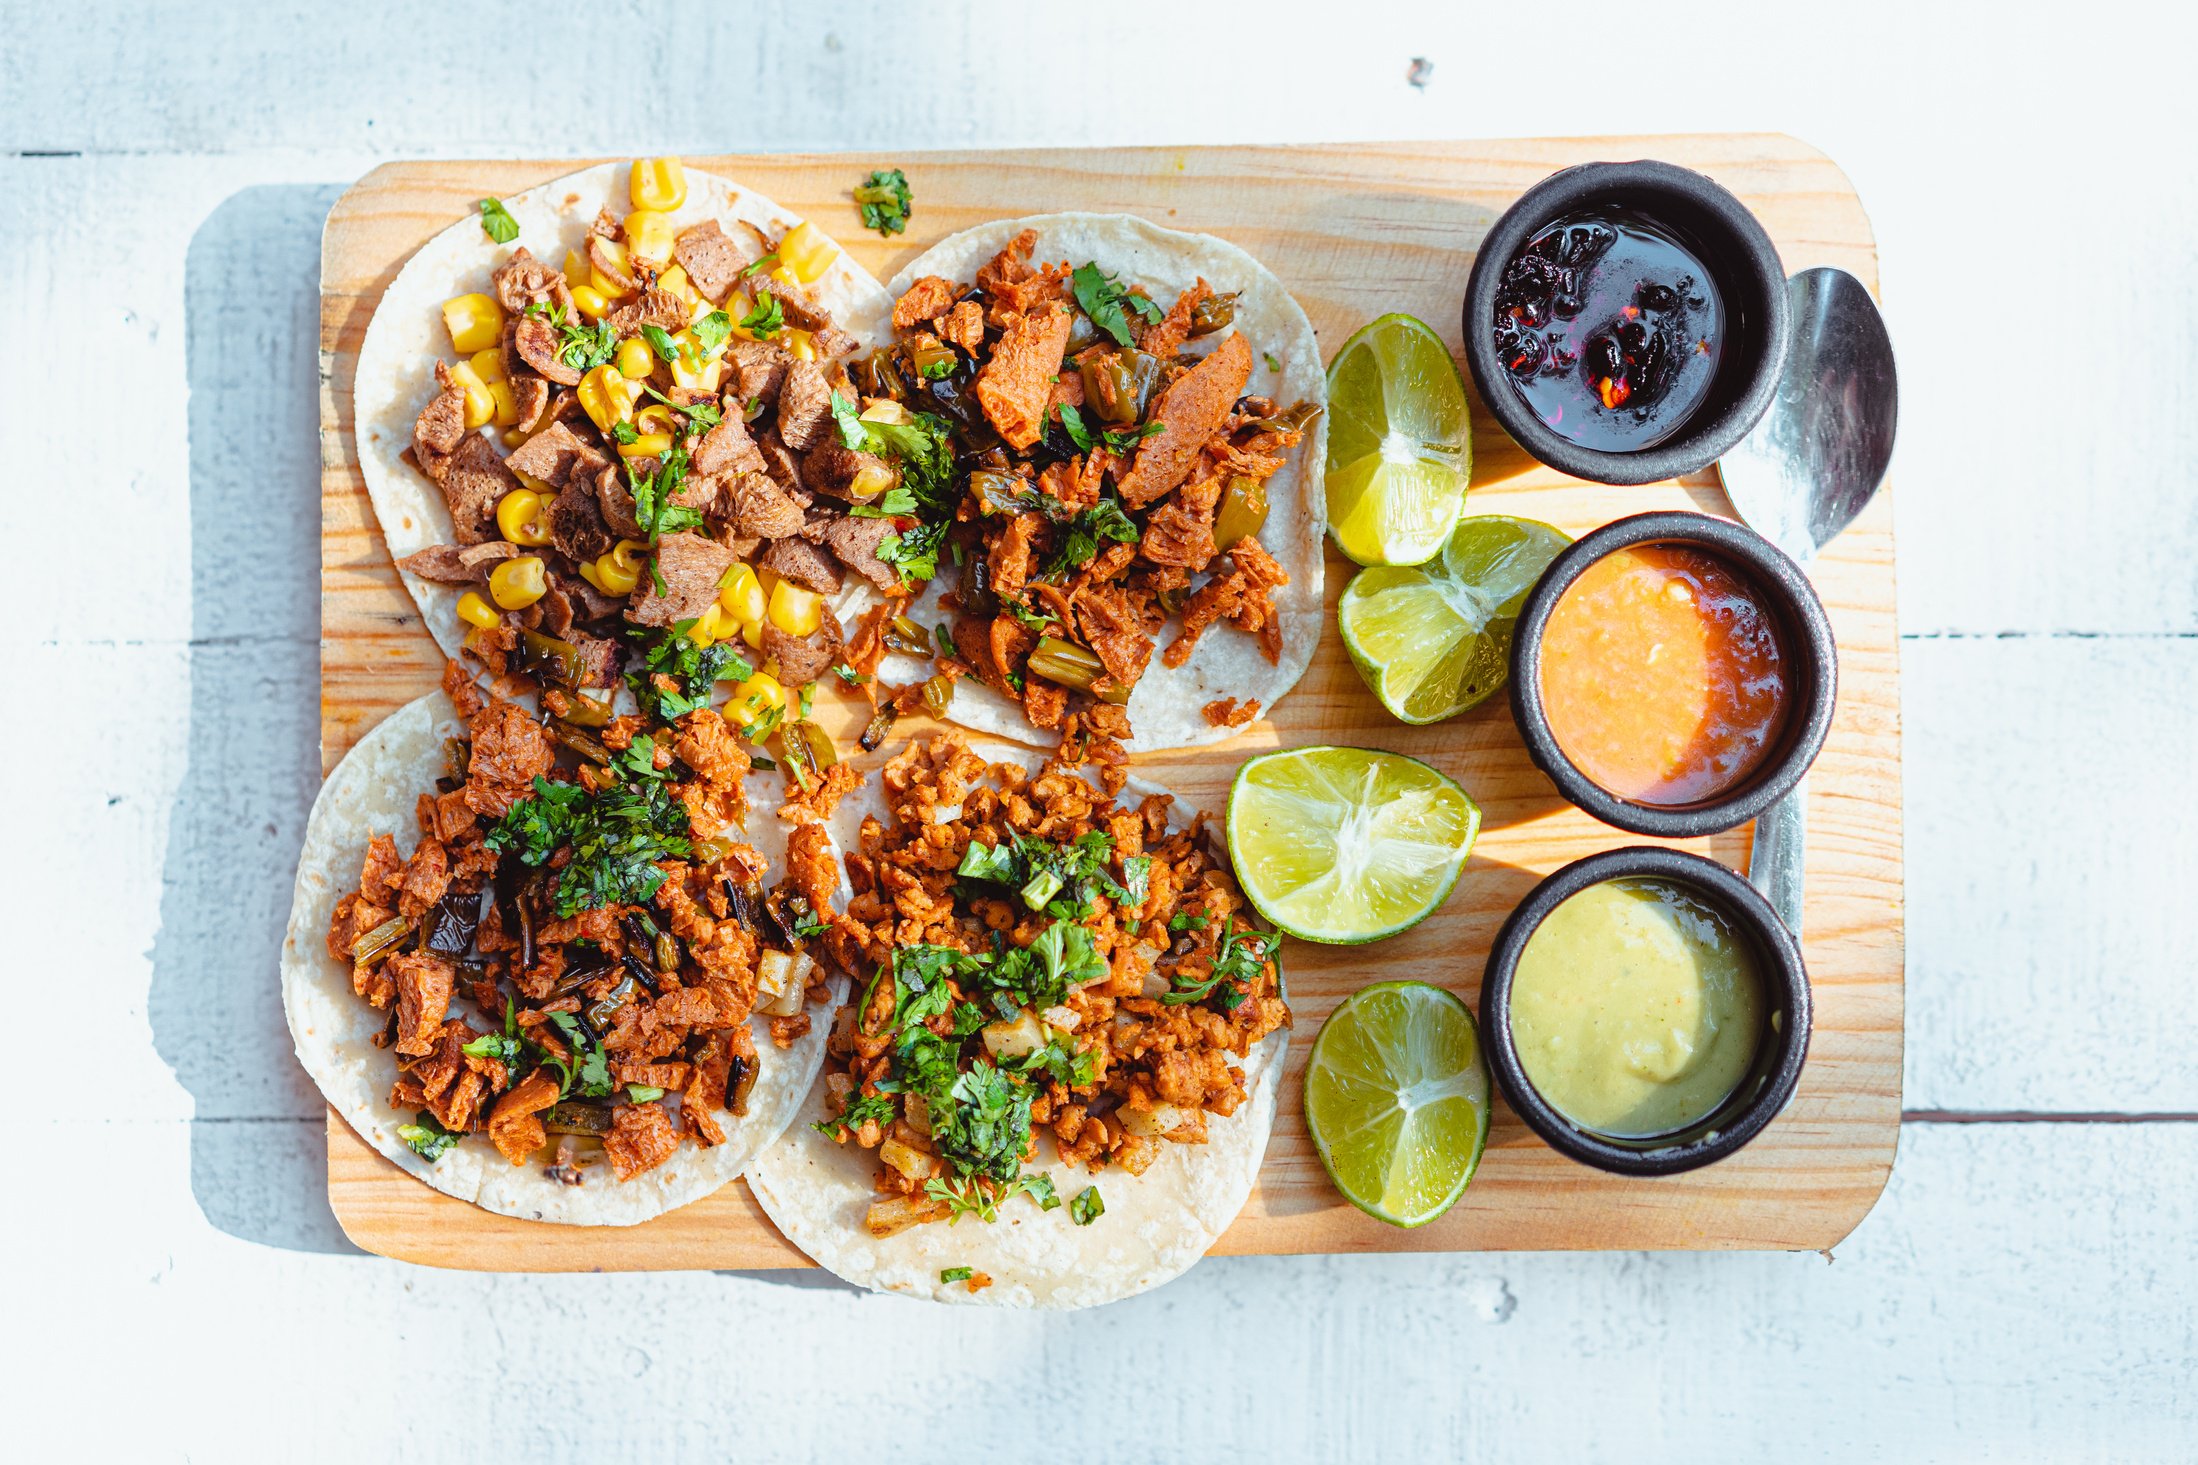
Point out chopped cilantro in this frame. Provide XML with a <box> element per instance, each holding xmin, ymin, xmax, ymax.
<box><xmin>398</xmin><ymin>1111</ymin><xmax>462</xmax><ymax>1161</ymax></box>
<box><xmin>940</xmin><ymin>1266</ymin><xmax>973</xmax><ymax>1284</ymax></box>
<box><xmin>832</xmin><ymin>663</ymin><xmax>869</xmax><ymax>686</ymax></box>
<box><xmin>476</xmin><ymin>197</ymin><xmax>519</xmax><ymax>244</ymax></box>
<box><xmin>691</xmin><ymin>310</ymin><xmax>733</xmax><ymax>355</ymax></box>
<box><xmin>1263</xmin><ymin>351</ymin><xmax>1281</xmax><ymax>372</ymax></box>
<box><xmin>1057</xmin><ymin>402</ymin><xmax>1167</xmax><ymax>456</ymax></box>
<box><xmin>1039</xmin><ymin>497</ymin><xmax>1140</xmax><ymax>580</ymax></box>
<box><xmin>525</xmin><ymin>302</ymin><xmax>618</xmax><ymax>374</ymax></box>
<box><xmin>1072</xmin><ymin>262</ymin><xmax>1165</xmax><ymax>347</ymax></box>
<box><xmin>625</xmin><ymin>442</ymin><xmax>706</xmax><ymax>541</ymax></box>
<box><xmin>486</xmin><ymin>773</ymin><xmax>693</xmax><ymax>918</ymax></box>
<box><xmin>813</xmin><ymin>1090</ymin><xmax>895</xmax><ymax>1140</ymax></box>
<box><xmin>610</xmin><ymin>420</ymin><xmax>639</xmax><ymax>445</ymax></box>
<box><xmin>543</xmin><ymin>1011</ymin><xmax>616</xmax><ymax>1098</ymax></box>
<box><xmin>624</xmin><ymin>622</ymin><xmax>752</xmax><ymax>721</ymax></box>
<box><xmin>1164</xmin><ymin>920</ymin><xmax>1275</xmax><ymax>1011</ymax></box>
<box><xmin>829</xmin><ymin>393</ymin><xmax>958</xmax><ymax>515</ymax></box>
<box><xmin>740</xmin><ymin>287</ymin><xmax>784</xmax><ymax>339</ymax></box>
<box><xmin>855</xmin><ymin>168</ymin><xmax>913</xmax><ymax>235</ymax></box>
<box><xmin>847</xmin><ymin>484</ymin><xmax>919</xmax><ymax>519</ymax></box>
<box><xmin>918</xmin><ymin>355</ymin><xmax>956</xmax><ymax>380</ymax></box>
<box><xmin>1070</xmin><ymin>1185</ymin><xmax>1105</xmax><ymax>1226</ymax></box>
<box><xmin>1168</xmin><ymin>910</ymin><xmax>1209</xmax><ymax>933</ymax></box>
<box><xmin>461</xmin><ymin>1031</ymin><xmax>523</xmax><ymax>1065</ymax></box>
<box><xmin>877</xmin><ymin>519</ymin><xmax>950</xmax><ymax>586</ymax></box>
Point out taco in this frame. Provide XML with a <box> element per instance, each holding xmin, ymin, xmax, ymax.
<box><xmin>355</xmin><ymin>157</ymin><xmax>900</xmax><ymax>702</ymax></box>
<box><xmin>834</xmin><ymin>214</ymin><xmax>1327</xmax><ymax>755</ymax></box>
<box><xmin>746</xmin><ymin>732</ymin><xmax>1290</xmax><ymax>1305</ymax></box>
<box><xmin>281</xmin><ymin>665</ymin><xmax>851</xmax><ymax>1225</ymax></box>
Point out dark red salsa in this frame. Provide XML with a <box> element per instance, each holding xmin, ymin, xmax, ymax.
<box><xmin>1492</xmin><ymin>210</ymin><xmax>1722</xmax><ymax>452</ymax></box>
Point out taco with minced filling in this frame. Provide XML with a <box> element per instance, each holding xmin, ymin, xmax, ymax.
<box><xmin>280</xmin><ymin>661</ymin><xmax>850</xmax><ymax>1224</ymax></box>
<box><xmin>746</xmin><ymin>731</ymin><xmax>1290</xmax><ymax>1305</ymax></box>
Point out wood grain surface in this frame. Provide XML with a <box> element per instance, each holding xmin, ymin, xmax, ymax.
<box><xmin>318</xmin><ymin>134</ymin><xmax>1901</xmax><ymax>1270</ymax></box>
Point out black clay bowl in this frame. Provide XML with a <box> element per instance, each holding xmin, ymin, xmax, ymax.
<box><xmin>1462</xmin><ymin>159</ymin><xmax>1790</xmax><ymax>485</ymax></box>
<box><xmin>1480</xmin><ymin>847</ymin><xmax>1812</xmax><ymax>1176</ymax></box>
<box><xmin>1509</xmin><ymin>511</ymin><xmax>1836</xmax><ymax>839</ymax></box>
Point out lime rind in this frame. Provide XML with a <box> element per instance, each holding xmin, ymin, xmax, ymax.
<box><xmin>1304</xmin><ymin>981</ymin><xmax>1490</xmax><ymax>1228</ymax></box>
<box><xmin>1337</xmin><ymin>515</ymin><xmax>1572</xmax><ymax>725</ymax></box>
<box><xmin>1226</xmin><ymin>746</ymin><xmax>1481</xmax><ymax>945</ymax></box>
<box><xmin>1323</xmin><ymin>313</ymin><xmax>1472</xmax><ymax>568</ymax></box>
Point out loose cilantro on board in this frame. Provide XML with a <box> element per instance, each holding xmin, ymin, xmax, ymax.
<box><xmin>855</xmin><ymin>168</ymin><xmax>913</xmax><ymax>235</ymax></box>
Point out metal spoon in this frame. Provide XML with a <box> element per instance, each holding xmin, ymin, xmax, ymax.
<box><xmin>1716</xmin><ymin>267</ymin><xmax>1898</xmax><ymax>936</ymax></box>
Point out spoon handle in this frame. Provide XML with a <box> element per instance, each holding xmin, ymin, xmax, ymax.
<box><xmin>1747</xmin><ymin>781</ymin><xmax>1806</xmax><ymax>936</ymax></box>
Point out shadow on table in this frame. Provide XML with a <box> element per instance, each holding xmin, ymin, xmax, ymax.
<box><xmin>148</xmin><ymin>183</ymin><xmax>360</xmax><ymax>1256</ymax></box>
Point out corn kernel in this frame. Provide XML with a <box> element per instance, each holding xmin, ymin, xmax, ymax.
<box><xmin>455</xmin><ymin>591</ymin><xmax>501</xmax><ymax>629</ymax></box>
<box><xmin>495</xmin><ymin>489</ymin><xmax>552</xmax><ymax>547</ymax></box>
<box><xmin>718</xmin><ymin>563</ymin><xmax>766</xmax><ymax>623</ymax></box>
<box><xmin>562</xmin><ymin>249</ymin><xmax>591</xmax><ymax>286</ymax></box>
<box><xmin>624</xmin><ymin>209</ymin><xmax>677</xmax><ymax>267</ymax></box>
<box><xmin>577</xmin><ymin>559</ymin><xmax>607</xmax><ymax>594</ymax></box>
<box><xmin>739</xmin><ymin>672</ymin><xmax>787</xmax><ymax>711</ymax></box>
<box><xmin>618</xmin><ymin>431</ymin><xmax>673</xmax><ymax>460</ymax></box>
<box><xmin>785</xmin><ymin>329</ymin><xmax>816</xmax><ymax>362</ymax></box>
<box><xmin>443</xmin><ymin>360</ymin><xmax>495</xmax><ymax>429</ymax></box>
<box><xmin>611</xmin><ymin>539</ymin><xmax>650</xmax><ymax>573</ymax></box>
<box><xmin>770</xmin><ymin>265</ymin><xmax>802</xmax><ymax>292</ymax></box>
<box><xmin>441</xmin><ymin>293</ymin><xmax>504</xmax><ymax>354</ymax></box>
<box><xmin>778</xmin><ymin>220</ymin><xmax>835</xmax><ymax>283</ymax></box>
<box><xmin>658</xmin><ymin>264</ymin><xmax>699</xmax><ymax>309</ymax></box>
<box><xmin>687</xmin><ymin>604</ymin><xmax>732</xmax><ymax>647</ymax></box>
<box><xmin>846</xmin><ymin>462</ymin><xmax>897</xmax><ymax>503</ymax></box>
<box><xmin>668</xmin><ymin>343</ymin><xmax>725</xmax><ymax>393</ymax></box>
<box><xmin>592</xmin><ymin>548</ymin><xmax>640</xmax><ymax>597</ymax></box>
<box><xmin>571</xmin><ymin>284</ymin><xmax>611</xmax><ymax>321</ymax></box>
<box><xmin>489</xmin><ymin>556</ymin><xmax>548</xmax><ymax>610</ymax></box>
<box><xmin>766</xmin><ymin>581</ymin><xmax>823</xmax><ymax>637</ymax></box>
<box><xmin>740</xmin><ymin>618</ymin><xmax>764</xmax><ymax>650</ymax></box>
<box><xmin>578</xmin><ymin>364</ymin><xmax>634</xmax><ymax>432</ymax></box>
<box><xmin>634</xmin><ymin>404</ymin><xmax>677</xmax><ymax>437</ymax></box>
<box><xmin>630</xmin><ymin>157</ymin><xmax>688</xmax><ymax>212</ymax></box>
<box><xmin>508</xmin><ymin>465</ymin><xmax>554</xmax><ymax>494</ymax></box>
<box><xmin>756</xmin><ymin>565</ymin><xmax>781</xmax><ymax>598</ymax></box>
<box><xmin>591</xmin><ymin>238</ymin><xmax>634</xmax><ymax>298</ymax></box>
<box><xmin>469</xmin><ymin>347</ymin><xmax>507</xmax><ymax>385</ymax></box>
<box><xmin>488</xmin><ymin>379</ymin><xmax>521</xmax><ymax>429</ymax></box>
<box><xmin>614</xmin><ymin>336</ymin><xmax>656</xmax><ymax>382</ymax></box>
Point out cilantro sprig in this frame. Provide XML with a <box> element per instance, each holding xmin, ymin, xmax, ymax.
<box><xmin>398</xmin><ymin>1111</ymin><xmax>462</xmax><ymax>1161</ymax></box>
<box><xmin>1072</xmin><ymin>261</ymin><xmax>1165</xmax><ymax>347</ymax></box>
<box><xmin>1038</xmin><ymin>497</ymin><xmax>1141</xmax><ymax>581</ymax></box>
<box><xmin>1058</xmin><ymin>402</ymin><xmax>1168</xmax><ymax>457</ymax></box>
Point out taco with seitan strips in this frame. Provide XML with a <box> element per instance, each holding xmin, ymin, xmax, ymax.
<box><xmin>355</xmin><ymin>157</ymin><xmax>908</xmax><ymax>707</ymax></box>
<box><xmin>280</xmin><ymin>662</ymin><xmax>852</xmax><ymax>1225</ymax></box>
<box><xmin>833</xmin><ymin>214</ymin><xmax>1327</xmax><ymax>756</ymax></box>
<box><xmin>746</xmin><ymin>731</ymin><xmax>1290</xmax><ymax>1306</ymax></box>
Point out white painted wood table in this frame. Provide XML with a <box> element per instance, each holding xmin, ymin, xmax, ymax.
<box><xmin>7</xmin><ymin>4</ymin><xmax>2193</xmax><ymax>1461</ymax></box>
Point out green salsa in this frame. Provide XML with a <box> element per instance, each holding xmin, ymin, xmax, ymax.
<box><xmin>1508</xmin><ymin>877</ymin><xmax>1763</xmax><ymax>1139</ymax></box>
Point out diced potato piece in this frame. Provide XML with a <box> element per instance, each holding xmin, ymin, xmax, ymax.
<box><xmin>982</xmin><ymin>1009</ymin><xmax>1046</xmax><ymax>1061</ymax></box>
<box><xmin>1121</xmin><ymin>1101</ymin><xmax>1188</xmax><ymax>1138</ymax></box>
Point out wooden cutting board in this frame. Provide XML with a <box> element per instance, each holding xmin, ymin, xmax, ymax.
<box><xmin>317</xmin><ymin>134</ymin><xmax>1901</xmax><ymax>1269</ymax></box>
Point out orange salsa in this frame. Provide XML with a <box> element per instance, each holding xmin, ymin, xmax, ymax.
<box><xmin>1539</xmin><ymin>545</ymin><xmax>1789</xmax><ymax>805</ymax></box>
